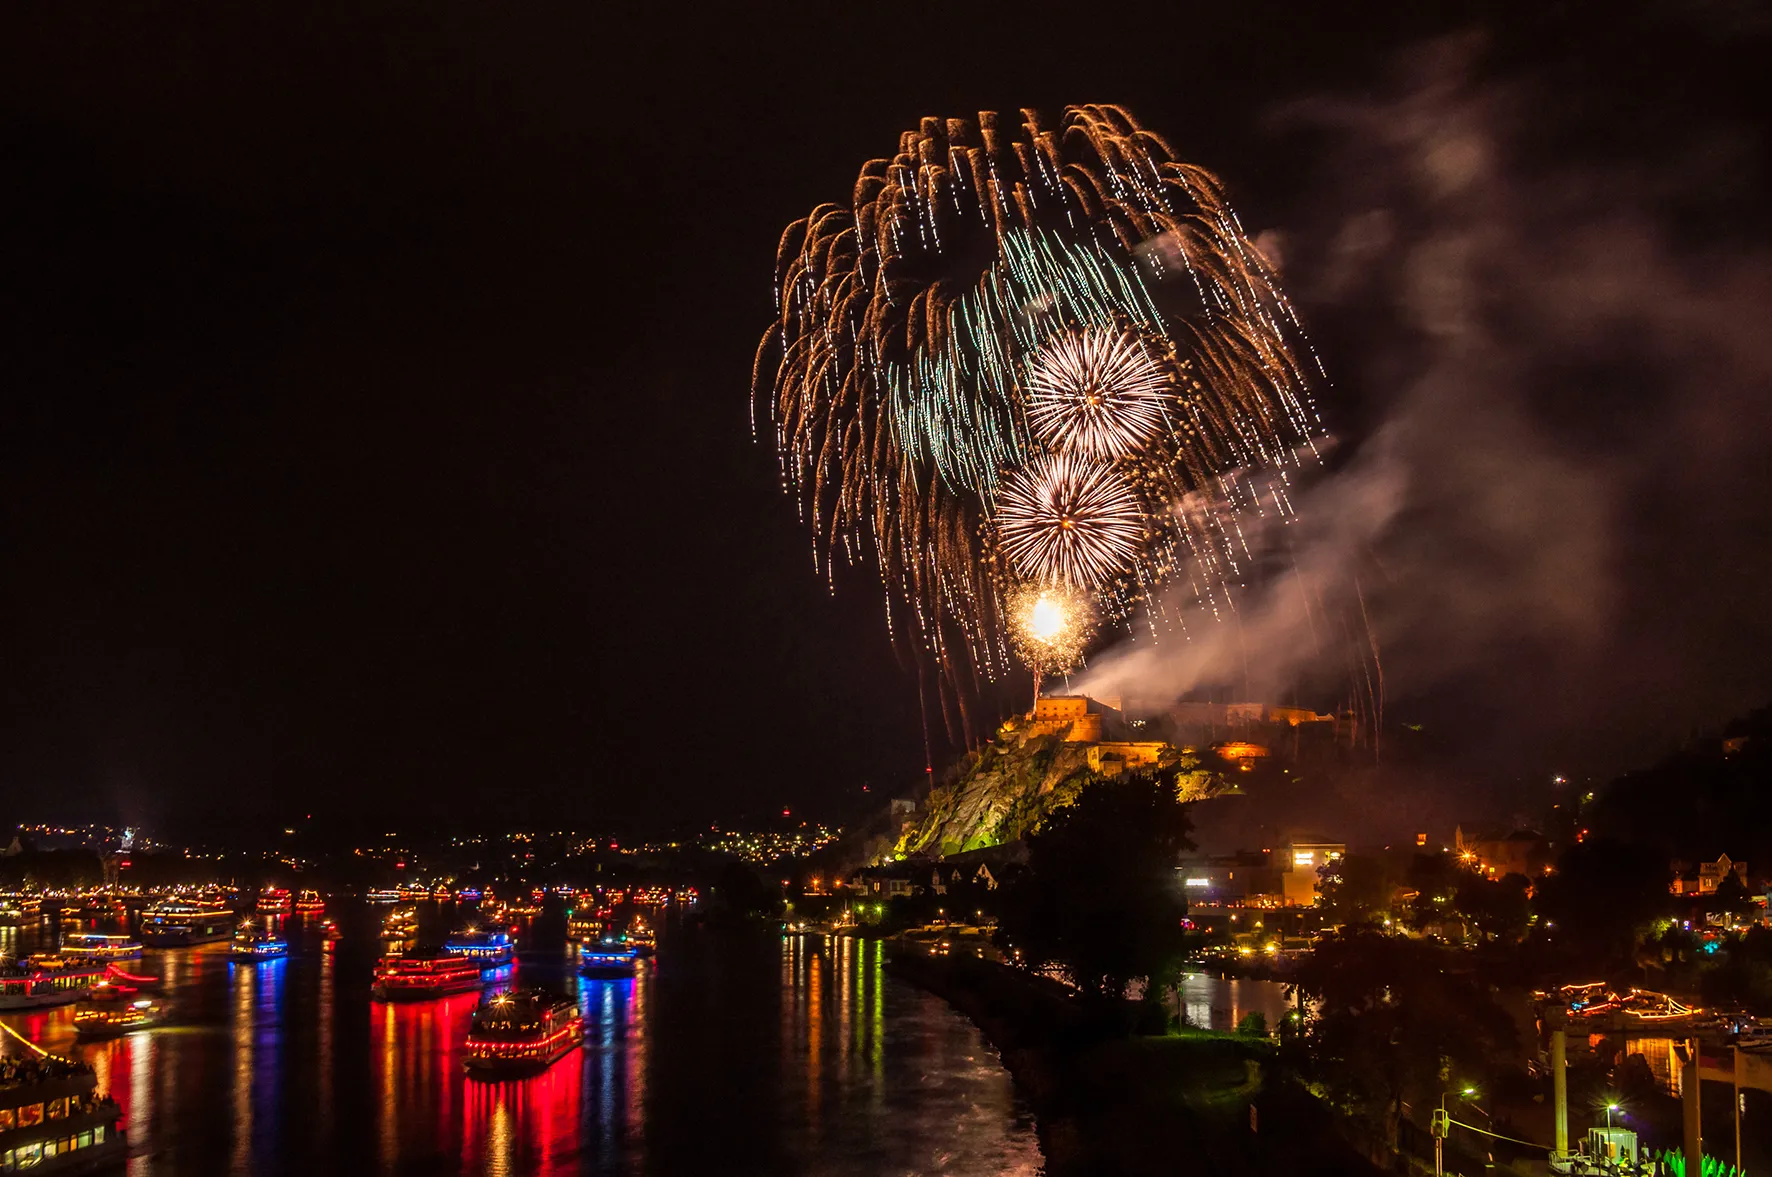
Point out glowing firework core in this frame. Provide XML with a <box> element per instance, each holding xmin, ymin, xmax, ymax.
<box><xmin>1028</xmin><ymin>595</ymin><xmax>1066</xmax><ymax>642</ymax></box>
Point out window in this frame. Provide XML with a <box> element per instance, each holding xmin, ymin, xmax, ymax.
<box><xmin>0</xmin><ymin>1108</ymin><xmax>13</xmax><ymax>1131</ymax></box>
<box><xmin>78</xmin><ymin>1132</ymin><xmax>92</xmax><ymax>1148</ymax></box>
<box><xmin>18</xmin><ymin>1103</ymin><xmax>42</xmax><ymax>1127</ymax></box>
<box><xmin>46</xmin><ymin>1097</ymin><xmax>66</xmax><ymax>1120</ymax></box>
<box><xmin>94</xmin><ymin>1125</ymin><xmax>106</xmax><ymax>1144</ymax></box>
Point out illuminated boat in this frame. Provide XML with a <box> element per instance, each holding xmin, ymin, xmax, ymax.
<box><xmin>73</xmin><ymin>998</ymin><xmax>165</xmax><ymax>1040</ymax></box>
<box><xmin>371</xmin><ymin>953</ymin><xmax>485</xmax><ymax>1001</ymax></box>
<box><xmin>256</xmin><ymin>888</ymin><xmax>292</xmax><ymax>914</ymax></box>
<box><xmin>444</xmin><ymin>928</ymin><xmax>514</xmax><ymax>966</ymax></box>
<box><xmin>139</xmin><ymin>897</ymin><xmax>234</xmax><ymax>946</ymax></box>
<box><xmin>578</xmin><ymin>946</ymin><xmax>639</xmax><ymax>979</ymax></box>
<box><xmin>365</xmin><ymin>888</ymin><xmax>402</xmax><ymax>904</ymax></box>
<box><xmin>292</xmin><ymin>889</ymin><xmax>325</xmax><ymax>913</ymax></box>
<box><xmin>0</xmin><ymin>1047</ymin><xmax>126</xmax><ymax>1170</ymax></box>
<box><xmin>625</xmin><ymin>916</ymin><xmax>656</xmax><ymax>957</ymax></box>
<box><xmin>464</xmin><ymin>990</ymin><xmax>583</xmax><ymax>1076</ymax></box>
<box><xmin>60</xmin><ymin>932</ymin><xmax>144</xmax><ymax>961</ymax></box>
<box><xmin>380</xmin><ymin>907</ymin><xmax>418</xmax><ymax>942</ymax></box>
<box><xmin>0</xmin><ymin>957</ymin><xmax>105</xmax><ymax>1010</ymax></box>
<box><xmin>0</xmin><ymin>892</ymin><xmax>38</xmax><ymax>926</ymax></box>
<box><xmin>229</xmin><ymin>927</ymin><xmax>289</xmax><ymax>962</ymax></box>
<box><xmin>567</xmin><ymin>911</ymin><xmax>602</xmax><ymax>946</ymax></box>
<box><xmin>319</xmin><ymin>917</ymin><xmax>343</xmax><ymax>943</ymax></box>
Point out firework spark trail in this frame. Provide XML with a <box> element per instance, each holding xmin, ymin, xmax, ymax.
<box><xmin>753</xmin><ymin>105</ymin><xmax>1327</xmax><ymax>732</ymax></box>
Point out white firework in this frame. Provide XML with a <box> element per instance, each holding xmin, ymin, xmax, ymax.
<box><xmin>994</xmin><ymin>452</ymin><xmax>1145</xmax><ymax>589</ymax></box>
<box><xmin>1025</xmin><ymin>327</ymin><xmax>1169</xmax><ymax>458</ymax></box>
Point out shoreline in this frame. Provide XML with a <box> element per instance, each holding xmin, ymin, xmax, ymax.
<box><xmin>886</xmin><ymin>948</ymin><xmax>1386</xmax><ymax>1177</ymax></box>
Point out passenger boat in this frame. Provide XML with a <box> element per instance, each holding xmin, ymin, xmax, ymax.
<box><xmin>59</xmin><ymin>932</ymin><xmax>144</xmax><ymax>961</ymax></box>
<box><xmin>256</xmin><ymin>888</ymin><xmax>292</xmax><ymax>914</ymax></box>
<box><xmin>365</xmin><ymin>888</ymin><xmax>402</xmax><ymax>904</ymax></box>
<box><xmin>371</xmin><ymin>954</ymin><xmax>485</xmax><ymax>1001</ymax></box>
<box><xmin>0</xmin><ymin>892</ymin><xmax>40</xmax><ymax>926</ymax></box>
<box><xmin>73</xmin><ymin>998</ymin><xmax>164</xmax><ymax>1040</ymax></box>
<box><xmin>444</xmin><ymin>928</ymin><xmax>514</xmax><ymax>967</ymax></box>
<box><xmin>0</xmin><ymin>958</ymin><xmax>105</xmax><ymax>1010</ymax></box>
<box><xmin>624</xmin><ymin>916</ymin><xmax>656</xmax><ymax>957</ymax></box>
<box><xmin>578</xmin><ymin>946</ymin><xmax>640</xmax><ymax>979</ymax></box>
<box><xmin>139</xmin><ymin>897</ymin><xmax>235</xmax><ymax>946</ymax></box>
<box><xmin>292</xmin><ymin>890</ymin><xmax>325</xmax><ymax>913</ymax></box>
<box><xmin>0</xmin><ymin>1048</ymin><xmax>127</xmax><ymax>1171</ymax></box>
<box><xmin>229</xmin><ymin>927</ymin><xmax>289</xmax><ymax>962</ymax></box>
<box><xmin>380</xmin><ymin>907</ymin><xmax>418</xmax><ymax>942</ymax></box>
<box><xmin>463</xmin><ymin>990</ymin><xmax>583</xmax><ymax>1076</ymax></box>
<box><xmin>319</xmin><ymin>917</ymin><xmax>342</xmax><ymax>943</ymax></box>
<box><xmin>1563</xmin><ymin>987</ymin><xmax>1712</xmax><ymax>1033</ymax></box>
<box><xmin>567</xmin><ymin>911</ymin><xmax>602</xmax><ymax>946</ymax></box>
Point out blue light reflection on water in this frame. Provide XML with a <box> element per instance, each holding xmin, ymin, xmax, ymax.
<box><xmin>0</xmin><ymin>910</ymin><xmax>1046</xmax><ymax>1175</ymax></box>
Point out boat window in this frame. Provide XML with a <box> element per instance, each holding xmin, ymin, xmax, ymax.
<box><xmin>0</xmin><ymin>1108</ymin><xmax>13</xmax><ymax>1130</ymax></box>
<box><xmin>94</xmin><ymin>1125</ymin><xmax>106</xmax><ymax>1143</ymax></box>
<box><xmin>46</xmin><ymin>1097</ymin><xmax>66</xmax><ymax>1119</ymax></box>
<box><xmin>78</xmin><ymin>1131</ymin><xmax>92</xmax><ymax>1148</ymax></box>
<box><xmin>18</xmin><ymin>1102</ymin><xmax>42</xmax><ymax>1126</ymax></box>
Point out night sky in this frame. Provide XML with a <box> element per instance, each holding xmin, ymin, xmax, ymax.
<box><xmin>3</xmin><ymin>2</ymin><xmax>1767</xmax><ymax>837</ymax></box>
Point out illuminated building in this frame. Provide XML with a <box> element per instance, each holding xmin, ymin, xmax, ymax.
<box><xmin>1280</xmin><ymin>839</ymin><xmax>1345</xmax><ymax>907</ymax></box>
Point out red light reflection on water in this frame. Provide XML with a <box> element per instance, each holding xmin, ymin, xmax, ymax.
<box><xmin>371</xmin><ymin>989</ymin><xmax>480</xmax><ymax>1169</ymax></box>
<box><xmin>460</xmin><ymin>1049</ymin><xmax>584</xmax><ymax>1175</ymax></box>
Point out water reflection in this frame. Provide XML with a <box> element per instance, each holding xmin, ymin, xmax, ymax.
<box><xmin>1179</xmin><ymin>971</ymin><xmax>1294</xmax><ymax>1032</ymax></box>
<box><xmin>1</xmin><ymin>912</ymin><xmax>1042</xmax><ymax>1176</ymax></box>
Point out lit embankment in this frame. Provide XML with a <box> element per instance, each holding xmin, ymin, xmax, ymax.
<box><xmin>884</xmin><ymin>947</ymin><xmax>1383</xmax><ymax>1177</ymax></box>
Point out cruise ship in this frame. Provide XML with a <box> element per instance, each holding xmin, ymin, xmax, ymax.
<box><xmin>0</xmin><ymin>893</ymin><xmax>40</xmax><ymax>926</ymax></box>
<box><xmin>443</xmin><ymin>928</ymin><xmax>514</xmax><ymax>967</ymax></box>
<box><xmin>578</xmin><ymin>945</ymin><xmax>640</xmax><ymax>979</ymax></box>
<box><xmin>371</xmin><ymin>954</ymin><xmax>485</xmax><ymax>1001</ymax></box>
<box><xmin>60</xmin><ymin>932</ymin><xmax>143</xmax><ymax>961</ymax></box>
<box><xmin>0</xmin><ymin>1050</ymin><xmax>126</xmax><ymax>1171</ymax></box>
<box><xmin>229</xmin><ymin>927</ymin><xmax>289</xmax><ymax>962</ymax></box>
<box><xmin>73</xmin><ymin>998</ymin><xmax>165</xmax><ymax>1040</ymax></box>
<box><xmin>380</xmin><ymin>907</ymin><xmax>418</xmax><ymax>943</ymax></box>
<box><xmin>0</xmin><ymin>957</ymin><xmax>106</xmax><ymax>1011</ymax></box>
<box><xmin>139</xmin><ymin>897</ymin><xmax>234</xmax><ymax>946</ymax></box>
<box><xmin>292</xmin><ymin>889</ymin><xmax>325</xmax><ymax>913</ymax></box>
<box><xmin>463</xmin><ymin>990</ymin><xmax>583</xmax><ymax>1076</ymax></box>
<box><xmin>256</xmin><ymin>888</ymin><xmax>292</xmax><ymax>914</ymax></box>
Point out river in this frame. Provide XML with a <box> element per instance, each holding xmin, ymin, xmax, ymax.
<box><xmin>2</xmin><ymin>907</ymin><xmax>1047</xmax><ymax>1176</ymax></box>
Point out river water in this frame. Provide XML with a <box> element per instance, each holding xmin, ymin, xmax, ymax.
<box><xmin>1</xmin><ymin>908</ymin><xmax>1046</xmax><ymax>1176</ymax></box>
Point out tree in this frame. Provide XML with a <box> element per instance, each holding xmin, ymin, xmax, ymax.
<box><xmin>995</xmin><ymin>767</ymin><xmax>1194</xmax><ymax>1015</ymax></box>
<box><xmin>1317</xmin><ymin>853</ymin><xmax>1399</xmax><ymax>927</ymax></box>
<box><xmin>1534</xmin><ymin>839</ymin><xmax>1669</xmax><ymax>969</ymax></box>
<box><xmin>709</xmin><ymin>861</ymin><xmax>784</xmax><ymax>921</ymax></box>
<box><xmin>1457</xmin><ymin>872</ymin><xmax>1532</xmax><ymax>942</ymax></box>
<box><xmin>1292</xmin><ymin>929</ymin><xmax>1517</xmax><ymax>1144</ymax></box>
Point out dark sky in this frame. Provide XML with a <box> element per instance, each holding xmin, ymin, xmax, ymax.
<box><xmin>3</xmin><ymin>2</ymin><xmax>1767</xmax><ymax>837</ymax></box>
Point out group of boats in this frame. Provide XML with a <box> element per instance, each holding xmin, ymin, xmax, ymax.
<box><xmin>3</xmin><ymin>886</ymin><xmax>664</xmax><ymax>1082</ymax></box>
<box><xmin>1538</xmin><ymin>981</ymin><xmax>1772</xmax><ymax>1047</ymax></box>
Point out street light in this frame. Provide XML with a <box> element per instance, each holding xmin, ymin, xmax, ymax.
<box><xmin>1605</xmin><ymin>1102</ymin><xmax>1620</xmax><ymax>1130</ymax></box>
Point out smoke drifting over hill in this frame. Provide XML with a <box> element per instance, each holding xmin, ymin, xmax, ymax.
<box><xmin>1076</xmin><ymin>34</ymin><xmax>1772</xmax><ymax>778</ymax></box>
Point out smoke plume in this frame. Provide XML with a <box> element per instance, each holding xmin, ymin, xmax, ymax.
<box><xmin>1076</xmin><ymin>34</ymin><xmax>1772</xmax><ymax>777</ymax></box>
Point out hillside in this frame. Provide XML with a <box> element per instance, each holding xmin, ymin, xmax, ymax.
<box><xmin>894</xmin><ymin>714</ymin><xmax>1223</xmax><ymax>858</ymax></box>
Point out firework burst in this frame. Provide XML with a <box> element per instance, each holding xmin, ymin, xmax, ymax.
<box><xmin>995</xmin><ymin>453</ymin><xmax>1145</xmax><ymax>590</ymax></box>
<box><xmin>1025</xmin><ymin>327</ymin><xmax>1170</xmax><ymax>458</ymax></box>
<box><xmin>754</xmin><ymin>105</ymin><xmax>1326</xmax><ymax>738</ymax></box>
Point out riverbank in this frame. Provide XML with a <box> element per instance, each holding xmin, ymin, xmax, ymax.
<box><xmin>886</xmin><ymin>949</ymin><xmax>1385</xmax><ymax>1177</ymax></box>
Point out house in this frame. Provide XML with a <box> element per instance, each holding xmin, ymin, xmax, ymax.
<box><xmin>1454</xmin><ymin>826</ymin><xmax>1551</xmax><ymax>878</ymax></box>
<box><xmin>1671</xmin><ymin>853</ymin><xmax>1748</xmax><ymax>896</ymax></box>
